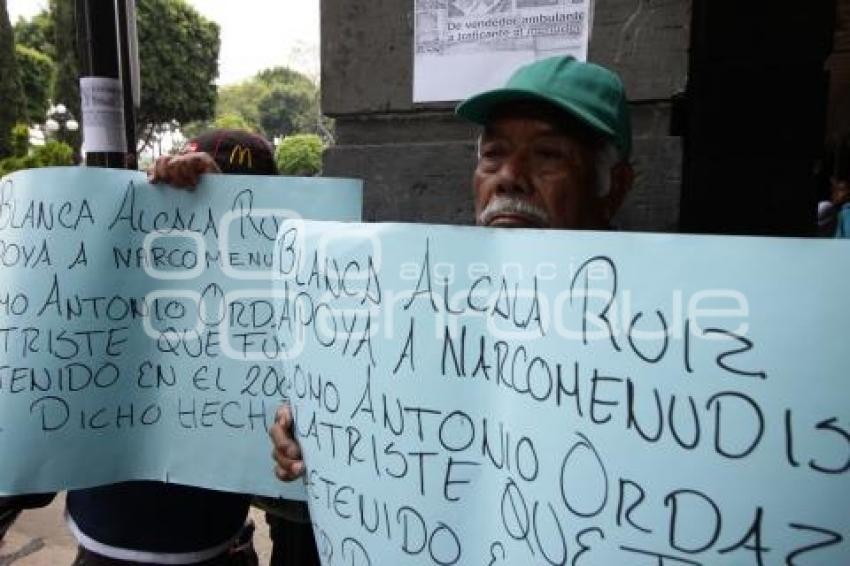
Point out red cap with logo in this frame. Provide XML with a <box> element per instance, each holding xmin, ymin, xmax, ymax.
<box><xmin>183</xmin><ymin>129</ymin><xmax>278</xmax><ymax>176</ymax></box>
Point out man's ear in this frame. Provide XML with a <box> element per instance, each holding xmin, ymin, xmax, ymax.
<box><xmin>602</xmin><ymin>161</ymin><xmax>634</xmax><ymax>220</ymax></box>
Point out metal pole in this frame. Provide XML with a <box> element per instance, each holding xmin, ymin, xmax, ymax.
<box><xmin>75</xmin><ymin>0</ymin><xmax>128</xmax><ymax>168</ymax></box>
<box><xmin>117</xmin><ymin>0</ymin><xmax>138</xmax><ymax>169</ymax></box>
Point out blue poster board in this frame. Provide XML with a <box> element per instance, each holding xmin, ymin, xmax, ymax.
<box><xmin>0</xmin><ymin>167</ymin><xmax>361</xmax><ymax>500</ymax></box>
<box><xmin>280</xmin><ymin>220</ymin><xmax>849</xmax><ymax>565</ymax></box>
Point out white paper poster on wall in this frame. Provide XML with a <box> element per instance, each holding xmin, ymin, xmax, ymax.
<box><xmin>414</xmin><ymin>0</ymin><xmax>591</xmax><ymax>103</ymax></box>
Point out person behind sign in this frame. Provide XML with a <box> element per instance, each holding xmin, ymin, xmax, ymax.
<box><xmin>149</xmin><ymin>129</ymin><xmax>322</xmax><ymax>566</ymax></box>
<box><xmin>270</xmin><ymin>55</ymin><xmax>635</xmax><ymax>476</ymax></box>
<box><xmin>62</xmin><ymin>130</ymin><xmax>280</xmax><ymax>566</ymax></box>
<box><xmin>829</xmin><ymin>135</ymin><xmax>850</xmax><ymax>238</ymax></box>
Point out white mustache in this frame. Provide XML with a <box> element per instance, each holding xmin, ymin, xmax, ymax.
<box><xmin>479</xmin><ymin>196</ymin><xmax>550</xmax><ymax>227</ymax></box>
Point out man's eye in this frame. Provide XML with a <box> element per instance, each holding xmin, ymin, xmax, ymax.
<box><xmin>534</xmin><ymin>146</ymin><xmax>566</xmax><ymax>160</ymax></box>
<box><xmin>480</xmin><ymin>143</ymin><xmax>508</xmax><ymax>160</ymax></box>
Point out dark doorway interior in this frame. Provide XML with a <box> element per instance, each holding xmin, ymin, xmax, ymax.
<box><xmin>827</xmin><ymin>1</ymin><xmax>850</xmax><ymax>142</ymax></box>
<box><xmin>680</xmin><ymin>0</ymin><xmax>838</xmax><ymax>236</ymax></box>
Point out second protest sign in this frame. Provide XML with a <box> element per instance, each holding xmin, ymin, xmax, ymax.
<box><xmin>279</xmin><ymin>220</ymin><xmax>849</xmax><ymax>565</ymax></box>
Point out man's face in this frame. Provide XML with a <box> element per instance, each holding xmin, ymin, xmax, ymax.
<box><xmin>473</xmin><ymin>111</ymin><xmax>605</xmax><ymax>230</ymax></box>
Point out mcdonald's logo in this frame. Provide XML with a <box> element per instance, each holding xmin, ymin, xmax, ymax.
<box><xmin>230</xmin><ymin>145</ymin><xmax>253</xmax><ymax>168</ymax></box>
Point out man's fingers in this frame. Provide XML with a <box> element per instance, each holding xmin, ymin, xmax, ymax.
<box><xmin>272</xmin><ymin>448</ymin><xmax>301</xmax><ymax>471</ymax></box>
<box><xmin>148</xmin><ymin>153</ymin><xmax>218</xmax><ymax>189</ymax></box>
<box><xmin>270</xmin><ymin>425</ymin><xmax>302</xmax><ymax>461</ymax></box>
<box><xmin>273</xmin><ymin>460</ymin><xmax>305</xmax><ymax>482</ymax></box>
<box><xmin>272</xmin><ymin>448</ymin><xmax>304</xmax><ymax>481</ymax></box>
<box><xmin>149</xmin><ymin>156</ymin><xmax>172</xmax><ymax>184</ymax></box>
<box><xmin>286</xmin><ymin>461</ymin><xmax>304</xmax><ymax>479</ymax></box>
<box><xmin>274</xmin><ymin>462</ymin><xmax>304</xmax><ymax>482</ymax></box>
<box><xmin>270</xmin><ymin>405</ymin><xmax>305</xmax><ymax>482</ymax></box>
<box><xmin>271</xmin><ymin>446</ymin><xmax>289</xmax><ymax>468</ymax></box>
<box><xmin>274</xmin><ymin>463</ymin><xmax>294</xmax><ymax>482</ymax></box>
<box><xmin>270</xmin><ymin>403</ymin><xmax>304</xmax><ymax>481</ymax></box>
<box><xmin>284</xmin><ymin>440</ymin><xmax>301</xmax><ymax>460</ymax></box>
<box><xmin>275</xmin><ymin>405</ymin><xmax>292</xmax><ymax>428</ymax></box>
<box><xmin>171</xmin><ymin>158</ymin><xmax>198</xmax><ymax>188</ymax></box>
<box><xmin>269</xmin><ymin>421</ymin><xmax>288</xmax><ymax>447</ymax></box>
<box><xmin>171</xmin><ymin>165</ymin><xmax>194</xmax><ymax>188</ymax></box>
<box><xmin>274</xmin><ymin>465</ymin><xmax>289</xmax><ymax>481</ymax></box>
<box><xmin>193</xmin><ymin>153</ymin><xmax>221</xmax><ymax>175</ymax></box>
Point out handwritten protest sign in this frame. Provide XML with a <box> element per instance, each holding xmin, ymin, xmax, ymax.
<box><xmin>0</xmin><ymin>167</ymin><xmax>361</xmax><ymax>499</ymax></box>
<box><xmin>279</xmin><ymin>221</ymin><xmax>849</xmax><ymax>565</ymax></box>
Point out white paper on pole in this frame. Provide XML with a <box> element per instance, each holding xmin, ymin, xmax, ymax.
<box><xmin>80</xmin><ymin>77</ymin><xmax>128</xmax><ymax>153</ymax></box>
<box><xmin>414</xmin><ymin>0</ymin><xmax>591</xmax><ymax>103</ymax></box>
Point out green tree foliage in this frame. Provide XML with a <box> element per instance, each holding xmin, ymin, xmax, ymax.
<box><xmin>49</xmin><ymin>0</ymin><xmax>80</xmax><ymax>152</ymax></box>
<box><xmin>258</xmin><ymin>83</ymin><xmax>317</xmax><ymax>139</ymax></box>
<box><xmin>215</xmin><ymin>80</ymin><xmax>269</xmax><ymax>131</ymax></box>
<box><xmin>275</xmin><ymin>134</ymin><xmax>322</xmax><ymax>176</ymax></box>
<box><xmin>12</xmin><ymin>9</ymin><xmax>55</xmax><ymax>125</ymax></box>
<box><xmin>137</xmin><ymin>0</ymin><xmax>220</xmax><ymax>147</ymax></box>
<box><xmin>16</xmin><ymin>45</ymin><xmax>55</xmax><ymax>123</ymax></box>
<box><xmin>208</xmin><ymin>67</ymin><xmax>322</xmax><ymax>141</ymax></box>
<box><xmin>257</xmin><ymin>67</ymin><xmax>316</xmax><ymax>91</ymax></box>
<box><xmin>212</xmin><ymin>113</ymin><xmax>255</xmax><ymax>131</ymax></box>
<box><xmin>256</xmin><ymin>67</ymin><xmax>320</xmax><ymax>139</ymax></box>
<box><xmin>0</xmin><ymin>0</ymin><xmax>27</xmax><ymax>158</ymax></box>
<box><xmin>180</xmin><ymin>113</ymin><xmax>258</xmax><ymax>141</ymax></box>
<box><xmin>13</xmin><ymin>10</ymin><xmax>53</xmax><ymax>57</ymax></box>
<box><xmin>15</xmin><ymin>0</ymin><xmax>219</xmax><ymax>153</ymax></box>
<box><xmin>10</xmin><ymin>123</ymin><xmax>28</xmax><ymax>157</ymax></box>
<box><xmin>0</xmin><ymin>138</ymin><xmax>74</xmax><ymax>177</ymax></box>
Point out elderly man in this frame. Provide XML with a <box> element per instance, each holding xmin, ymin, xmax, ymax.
<box><xmin>270</xmin><ymin>55</ymin><xmax>634</xmax><ymax>477</ymax></box>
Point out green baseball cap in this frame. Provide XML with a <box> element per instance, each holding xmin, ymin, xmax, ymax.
<box><xmin>456</xmin><ymin>56</ymin><xmax>632</xmax><ymax>158</ymax></box>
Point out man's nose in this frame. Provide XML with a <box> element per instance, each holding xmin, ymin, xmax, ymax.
<box><xmin>495</xmin><ymin>151</ymin><xmax>532</xmax><ymax>195</ymax></box>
